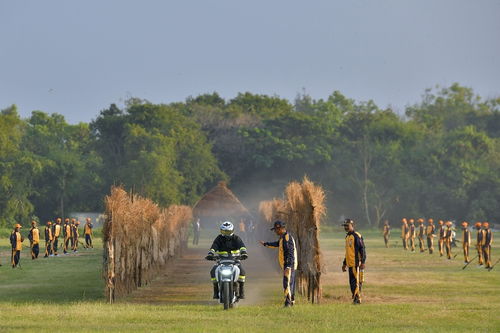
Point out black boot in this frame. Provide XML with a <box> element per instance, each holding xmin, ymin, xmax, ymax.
<box><xmin>239</xmin><ymin>282</ymin><xmax>245</xmax><ymax>299</ymax></box>
<box><xmin>213</xmin><ymin>283</ymin><xmax>219</xmax><ymax>299</ymax></box>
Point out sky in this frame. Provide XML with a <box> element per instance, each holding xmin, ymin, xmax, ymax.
<box><xmin>1</xmin><ymin>0</ymin><xmax>499</xmax><ymax>124</ymax></box>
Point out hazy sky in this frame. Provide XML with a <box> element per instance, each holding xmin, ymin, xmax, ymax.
<box><xmin>1</xmin><ymin>1</ymin><xmax>499</xmax><ymax>124</ymax></box>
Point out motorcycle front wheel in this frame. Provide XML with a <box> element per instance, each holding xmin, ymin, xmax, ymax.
<box><xmin>222</xmin><ymin>282</ymin><xmax>230</xmax><ymax>310</ymax></box>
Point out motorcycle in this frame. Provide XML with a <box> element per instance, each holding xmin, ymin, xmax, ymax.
<box><xmin>206</xmin><ymin>253</ymin><xmax>245</xmax><ymax>310</ymax></box>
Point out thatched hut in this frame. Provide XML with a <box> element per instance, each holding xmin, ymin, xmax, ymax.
<box><xmin>193</xmin><ymin>181</ymin><xmax>253</xmax><ymax>227</ymax></box>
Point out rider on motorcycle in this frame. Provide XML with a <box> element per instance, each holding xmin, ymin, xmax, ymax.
<box><xmin>206</xmin><ymin>221</ymin><xmax>248</xmax><ymax>299</ymax></box>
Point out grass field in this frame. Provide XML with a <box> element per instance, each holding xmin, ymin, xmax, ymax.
<box><xmin>0</xmin><ymin>227</ymin><xmax>498</xmax><ymax>332</ymax></box>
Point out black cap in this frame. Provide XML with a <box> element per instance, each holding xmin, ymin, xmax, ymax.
<box><xmin>341</xmin><ymin>218</ymin><xmax>355</xmax><ymax>226</ymax></box>
<box><xmin>270</xmin><ymin>220</ymin><xmax>286</xmax><ymax>230</ymax></box>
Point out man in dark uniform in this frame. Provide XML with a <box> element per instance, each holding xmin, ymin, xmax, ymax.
<box><xmin>84</xmin><ymin>217</ymin><xmax>93</xmax><ymax>248</ymax></box>
<box><xmin>382</xmin><ymin>220</ymin><xmax>390</xmax><ymax>248</ymax></box>
<box><xmin>341</xmin><ymin>219</ymin><xmax>366</xmax><ymax>304</ymax></box>
<box><xmin>52</xmin><ymin>218</ymin><xmax>62</xmax><ymax>256</ymax></box>
<box><xmin>417</xmin><ymin>218</ymin><xmax>426</xmax><ymax>252</ymax></box>
<box><xmin>438</xmin><ymin>220</ymin><xmax>445</xmax><ymax>257</ymax></box>
<box><xmin>206</xmin><ymin>221</ymin><xmax>248</xmax><ymax>300</ymax></box>
<box><xmin>261</xmin><ymin>220</ymin><xmax>298</xmax><ymax>307</ymax></box>
<box><xmin>408</xmin><ymin>219</ymin><xmax>416</xmax><ymax>252</ymax></box>
<box><xmin>10</xmin><ymin>224</ymin><xmax>24</xmax><ymax>268</ymax></box>
<box><xmin>482</xmin><ymin>222</ymin><xmax>493</xmax><ymax>269</ymax></box>
<box><xmin>475</xmin><ymin>222</ymin><xmax>484</xmax><ymax>266</ymax></box>
<box><xmin>44</xmin><ymin>221</ymin><xmax>53</xmax><ymax>257</ymax></box>
<box><xmin>444</xmin><ymin>221</ymin><xmax>453</xmax><ymax>259</ymax></box>
<box><xmin>461</xmin><ymin>221</ymin><xmax>471</xmax><ymax>264</ymax></box>
<box><xmin>426</xmin><ymin>218</ymin><xmax>435</xmax><ymax>254</ymax></box>
<box><xmin>28</xmin><ymin>220</ymin><xmax>40</xmax><ymax>259</ymax></box>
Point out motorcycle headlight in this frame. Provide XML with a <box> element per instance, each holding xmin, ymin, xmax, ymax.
<box><xmin>221</xmin><ymin>268</ymin><xmax>232</xmax><ymax>276</ymax></box>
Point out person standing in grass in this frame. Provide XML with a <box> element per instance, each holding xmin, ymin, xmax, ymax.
<box><xmin>72</xmin><ymin>220</ymin><xmax>80</xmax><ymax>252</ymax></box>
<box><xmin>401</xmin><ymin>218</ymin><xmax>409</xmax><ymax>250</ymax></box>
<box><xmin>417</xmin><ymin>218</ymin><xmax>426</xmax><ymax>252</ymax></box>
<box><xmin>382</xmin><ymin>220</ymin><xmax>390</xmax><ymax>248</ymax></box>
<box><xmin>475</xmin><ymin>222</ymin><xmax>484</xmax><ymax>266</ymax></box>
<box><xmin>84</xmin><ymin>217</ymin><xmax>94</xmax><ymax>248</ymax></box>
<box><xmin>28</xmin><ymin>221</ymin><xmax>40</xmax><ymax>259</ymax></box>
<box><xmin>426</xmin><ymin>218</ymin><xmax>435</xmax><ymax>254</ymax></box>
<box><xmin>444</xmin><ymin>221</ymin><xmax>453</xmax><ymax>259</ymax></box>
<box><xmin>482</xmin><ymin>222</ymin><xmax>493</xmax><ymax>269</ymax></box>
<box><xmin>408</xmin><ymin>219</ymin><xmax>416</xmax><ymax>252</ymax></box>
<box><xmin>44</xmin><ymin>221</ymin><xmax>53</xmax><ymax>257</ymax></box>
<box><xmin>52</xmin><ymin>218</ymin><xmax>62</xmax><ymax>256</ymax></box>
<box><xmin>461</xmin><ymin>221</ymin><xmax>471</xmax><ymax>264</ymax></box>
<box><xmin>341</xmin><ymin>218</ymin><xmax>366</xmax><ymax>305</ymax></box>
<box><xmin>260</xmin><ymin>220</ymin><xmax>298</xmax><ymax>307</ymax></box>
<box><xmin>63</xmin><ymin>218</ymin><xmax>71</xmax><ymax>254</ymax></box>
<box><xmin>438</xmin><ymin>220</ymin><xmax>445</xmax><ymax>257</ymax></box>
<box><xmin>9</xmin><ymin>223</ymin><xmax>24</xmax><ymax>268</ymax></box>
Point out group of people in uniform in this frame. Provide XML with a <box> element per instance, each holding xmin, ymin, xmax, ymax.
<box><xmin>382</xmin><ymin>218</ymin><xmax>494</xmax><ymax>269</ymax></box>
<box><xmin>6</xmin><ymin>217</ymin><xmax>94</xmax><ymax>268</ymax></box>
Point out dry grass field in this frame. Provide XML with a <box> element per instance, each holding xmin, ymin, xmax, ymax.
<box><xmin>0</xmin><ymin>228</ymin><xmax>498</xmax><ymax>332</ymax></box>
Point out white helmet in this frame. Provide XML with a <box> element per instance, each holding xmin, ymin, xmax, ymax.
<box><xmin>220</xmin><ymin>221</ymin><xmax>234</xmax><ymax>236</ymax></box>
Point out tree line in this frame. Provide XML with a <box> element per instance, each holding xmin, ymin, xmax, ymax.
<box><xmin>1</xmin><ymin>83</ymin><xmax>499</xmax><ymax>227</ymax></box>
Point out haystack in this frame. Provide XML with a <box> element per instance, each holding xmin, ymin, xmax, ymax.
<box><xmin>193</xmin><ymin>181</ymin><xmax>252</xmax><ymax>226</ymax></box>
<box><xmin>258</xmin><ymin>176</ymin><xmax>325</xmax><ymax>304</ymax></box>
<box><xmin>103</xmin><ymin>186</ymin><xmax>192</xmax><ymax>303</ymax></box>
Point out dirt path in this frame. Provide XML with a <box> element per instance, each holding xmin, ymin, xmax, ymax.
<box><xmin>123</xmin><ymin>243</ymin><xmax>281</xmax><ymax>306</ymax></box>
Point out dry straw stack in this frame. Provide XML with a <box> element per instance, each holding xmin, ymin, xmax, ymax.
<box><xmin>258</xmin><ymin>177</ymin><xmax>325</xmax><ymax>304</ymax></box>
<box><xmin>103</xmin><ymin>186</ymin><xmax>192</xmax><ymax>303</ymax></box>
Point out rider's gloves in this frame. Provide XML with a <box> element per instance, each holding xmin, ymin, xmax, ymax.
<box><xmin>240</xmin><ymin>253</ymin><xmax>248</xmax><ymax>260</ymax></box>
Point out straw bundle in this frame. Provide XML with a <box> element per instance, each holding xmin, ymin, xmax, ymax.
<box><xmin>103</xmin><ymin>186</ymin><xmax>192</xmax><ymax>303</ymax></box>
<box><xmin>193</xmin><ymin>181</ymin><xmax>252</xmax><ymax>225</ymax></box>
<box><xmin>258</xmin><ymin>176</ymin><xmax>325</xmax><ymax>304</ymax></box>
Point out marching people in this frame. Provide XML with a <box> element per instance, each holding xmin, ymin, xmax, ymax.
<box><xmin>444</xmin><ymin>221</ymin><xmax>453</xmax><ymax>259</ymax></box>
<box><xmin>28</xmin><ymin>221</ymin><xmax>40</xmax><ymax>260</ymax></box>
<box><xmin>426</xmin><ymin>218</ymin><xmax>435</xmax><ymax>254</ymax></box>
<box><xmin>382</xmin><ymin>220</ymin><xmax>390</xmax><ymax>248</ymax></box>
<box><xmin>44</xmin><ymin>221</ymin><xmax>53</xmax><ymax>257</ymax></box>
<box><xmin>10</xmin><ymin>224</ymin><xmax>24</xmax><ymax>268</ymax></box>
<box><xmin>206</xmin><ymin>221</ymin><xmax>248</xmax><ymax>300</ymax></box>
<box><xmin>409</xmin><ymin>219</ymin><xmax>416</xmax><ymax>252</ymax></box>
<box><xmin>475</xmin><ymin>222</ymin><xmax>484</xmax><ymax>266</ymax></box>
<box><xmin>341</xmin><ymin>219</ymin><xmax>366</xmax><ymax>305</ymax></box>
<box><xmin>417</xmin><ymin>218</ymin><xmax>426</xmax><ymax>252</ymax></box>
<box><xmin>84</xmin><ymin>217</ymin><xmax>93</xmax><ymax>248</ymax></box>
<box><xmin>401</xmin><ymin>218</ymin><xmax>409</xmax><ymax>250</ymax></box>
<box><xmin>482</xmin><ymin>222</ymin><xmax>493</xmax><ymax>269</ymax></box>
<box><xmin>52</xmin><ymin>218</ymin><xmax>62</xmax><ymax>256</ymax></box>
<box><xmin>260</xmin><ymin>220</ymin><xmax>298</xmax><ymax>307</ymax></box>
<box><xmin>438</xmin><ymin>220</ymin><xmax>445</xmax><ymax>257</ymax></box>
<box><xmin>461</xmin><ymin>221</ymin><xmax>471</xmax><ymax>264</ymax></box>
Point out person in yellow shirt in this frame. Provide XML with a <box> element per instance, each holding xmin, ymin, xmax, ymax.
<box><xmin>408</xmin><ymin>219</ymin><xmax>416</xmax><ymax>252</ymax></box>
<box><xmin>417</xmin><ymin>218</ymin><xmax>426</xmax><ymax>252</ymax></box>
<box><xmin>10</xmin><ymin>224</ymin><xmax>24</xmax><ymax>268</ymax></box>
<box><xmin>438</xmin><ymin>220</ymin><xmax>445</xmax><ymax>257</ymax></box>
<box><xmin>341</xmin><ymin>219</ymin><xmax>366</xmax><ymax>304</ymax></box>
<box><xmin>52</xmin><ymin>218</ymin><xmax>62</xmax><ymax>256</ymax></box>
<box><xmin>401</xmin><ymin>218</ymin><xmax>409</xmax><ymax>250</ymax></box>
<box><xmin>426</xmin><ymin>218</ymin><xmax>435</xmax><ymax>254</ymax></box>
<box><xmin>444</xmin><ymin>221</ymin><xmax>453</xmax><ymax>260</ymax></box>
<box><xmin>72</xmin><ymin>220</ymin><xmax>80</xmax><ymax>252</ymax></box>
<box><xmin>382</xmin><ymin>220</ymin><xmax>390</xmax><ymax>248</ymax></box>
<box><xmin>461</xmin><ymin>222</ymin><xmax>471</xmax><ymax>264</ymax></box>
<box><xmin>474</xmin><ymin>222</ymin><xmax>484</xmax><ymax>266</ymax></box>
<box><xmin>84</xmin><ymin>217</ymin><xmax>94</xmax><ymax>248</ymax></box>
<box><xmin>63</xmin><ymin>218</ymin><xmax>71</xmax><ymax>254</ymax></box>
<box><xmin>482</xmin><ymin>222</ymin><xmax>493</xmax><ymax>269</ymax></box>
<box><xmin>28</xmin><ymin>221</ymin><xmax>40</xmax><ymax>260</ymax></box>
<box><xmin>44</xmin><ymin>221</ymin><xmax>53</xmax><ymax>257</ymax></box>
